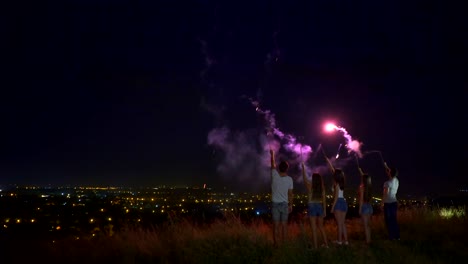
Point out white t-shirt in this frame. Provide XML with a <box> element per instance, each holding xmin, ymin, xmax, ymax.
<box><xmin>337</xmin><ymin>188</ymin><xmax>344</xmax><ymax>198</ymax></box>
<box><xmin>383</xmin><ymin>177</ymin><xmax>399</xmax><ymax>203</ymax></box>
<box><xmin>271</xmin><ymin>169</ymin><xmax>293</xmax><ymax>203</ymax></box>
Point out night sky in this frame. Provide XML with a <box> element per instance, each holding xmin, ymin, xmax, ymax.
<box><xmin>1</xmin><ymin>1</ymin><xmax>466</xmax><ymax>196</ymax></box>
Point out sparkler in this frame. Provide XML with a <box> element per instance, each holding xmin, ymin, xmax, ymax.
<box><xmin>335</xmin><ymin>143</ymin><xmax>342</xmax><ymax>159</ymax></box>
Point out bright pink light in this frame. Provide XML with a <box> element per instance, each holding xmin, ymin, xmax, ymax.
<box><xmin>324</xmin><ymin>123</ymin><xmax>336</xmax><ymax>132</ymax></box>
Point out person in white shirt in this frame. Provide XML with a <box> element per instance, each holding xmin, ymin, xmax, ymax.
<box><xmin>383</xmin><ymin>163</ymin><xmax>400</xmax><ymax>240</ymax></box>
<box><xmin>269</xmin><ymin>149</ymin><xmax>293</xmax><ymax>247</ymax></box>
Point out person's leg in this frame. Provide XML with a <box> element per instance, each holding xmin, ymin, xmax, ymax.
<box><xmin>383</xmin><ymin>203</ymin><xmax>392</xmax><ymax>239</ymax></box>
<box><xmin>334</xmin><ymin>211</ymin><xmax>342</xmax><ymax>243</ymax></box>
<box><xmin>340</xmin><ymin>211</ymin><xmax>348</xmax><ymax>243</ymax></box>
<box><xmin>281</xmin><ymin>221</ymin><xmax>288</xmax><ymax>243</ymax></box>
<box><xmin>389</xmin><ymin>202</ymin><xmax>400</xmax><ymax>240</ymax></box>
<box><xmin>280</xmin><ymin>203</ymin><xmax>289</xmax><ymax>243</ymax></box>
<box><xmin>272</xmin><ymin>203</ymin><xmax>280</xmax><ymax>246</ymax></box>
<box><xmin>311</xmin><ymin>216</ymin><xmax>318</xmax><ymax>248</ymax></box>
<box><xmin>273</xmin><ymin>221</ymin><xmax>279</xmax><ymax>246</ymax></box>
<box><xmin>362</xmin><ymin>214</ymin><xmax>370</xmax><ymax>243</ymax></box>
<box><xmin>318</xmin><ymin>216</ymin><xmax>328</xmax><ymax>247</ymax></box>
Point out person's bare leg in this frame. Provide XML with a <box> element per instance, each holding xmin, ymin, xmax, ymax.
<box><xmin>334</xmin><ymin>212</ymin><xmax>342</xmax><ymax>243</ymax></box>
<box><xmin>281</xmin><ymin>221</ymin><xmax>288</xmax><ymax>243</ymax></box>
<box><xmin>310</xmin><ymin>217</ymin><xmax>318</xmax><ymax>248</ymax></box>
<box><xmin>318</xmin><ymin>216</ymin><xmax>328</xmax><ymax>247</ymax></box>
<box><xmin>273</xmin><ymin>222</ymin><xmax>279</xmax><ymax>246</ymax></box>
<box><xmin>363</xmin><ymin>215</ymin><xmax>371</xmax><ymax>244</ymax></box>
<box><xmin>340</xmin><ymin>212</ymin><xmax>348</xmax><ymax>243</ymax></box>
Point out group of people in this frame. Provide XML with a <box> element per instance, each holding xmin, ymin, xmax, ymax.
<box><xmin>269</xmin><ymin>149</ymin><xmax>400</xmax><ymax>248</ymax></box>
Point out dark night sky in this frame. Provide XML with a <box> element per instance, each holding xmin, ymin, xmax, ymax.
<box><xmin>1</xmin><ymin>1</ymin><xmax>466</xmax><ymax>196</ymax></box>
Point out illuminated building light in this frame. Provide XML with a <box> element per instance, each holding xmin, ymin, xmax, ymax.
<box><xmin>16</xmin><ymin>219</ymin><xmax>20</xmax><ymax>223</ymax></box>
<box><xmin>90</xmin><ymin>219</ymin><xmax>94</xmax><ymax>223</ymax></box>
<box><xmin>31</xmin><ymin>219</ymin><xmax>35</xmax><ymax>223</ymax></box>
<box><xmin>56</xmin><ymin>226</ymin><xmax>61</xmax><ymax>230</ymax></box>
<box><xmin>108</xmin><ymin>218</ymin><xmax>112</xmax><ymax>221</ymax></box>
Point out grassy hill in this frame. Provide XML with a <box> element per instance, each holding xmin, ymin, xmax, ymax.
<box><xmin>2</xmin><ymin>207</ymin><xmax>467</xmax><ymax>263</ymax></box>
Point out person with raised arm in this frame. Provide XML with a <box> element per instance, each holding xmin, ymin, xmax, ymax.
<box><xmin>322</xmin><ymin>148</ymin><xmax>348</xmax><ymax>245</ymax></box>
<box><xmin>269</xmin><ymin>149</ymin><xmax>294</xmax><ymax>247</ymax></box>
<box><xmin>358</xmin><ymin>167</ymin><xmax>373</xmax><ymax>244</ymax></box>
<box><xmin>382</xmin><ymin>162</ymin><xmax>400</xmax><ymax>240</ymax></box>
<box><xmin>302</xmin><ymin>163</ymin><xmax>328</xmax><ymax>249</ymax></box>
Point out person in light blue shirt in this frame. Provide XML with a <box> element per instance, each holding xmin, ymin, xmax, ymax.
<box><xmin>270</xmin><ymin>149</ymin><xmax>293</xmax><ymax>247</ymax></box>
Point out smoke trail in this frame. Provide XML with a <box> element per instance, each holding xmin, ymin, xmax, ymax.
<box><xmin>246</xmin><ymin>97</ymin><xmax>313</xmax><ymax>163</ymax></box>
<box><xmin>207</xmin><ymin>126</ymin><xmax>274</xmax><ymax>190</ymax></box>
<box><xmin>198</xmin><ymin>38</ymin><xmax>216</xmax><ymax>85</ymax></box>
<box><xmin>333</xmin><ymin>126</ymin><xmax>363</xmax><ymax>158</ymax></box>
<box><xmin>206</xmin><ymin>98</ymin><xmax>316</xmax><ymax>189</ymax></box>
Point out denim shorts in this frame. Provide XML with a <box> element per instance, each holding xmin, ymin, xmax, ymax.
<box><xmin>272</xmin><ymin>202</ymin><xmax>289</xmax><ymax>222</ymax></box>
<box><xmin>360</xmin><ymin>203</ymin><xmax>373</xmax><ymax>215</ymax></box>
<box><xmin>334</xmin><ymin>198</ymin><xmax>348</xmax><ymax>212</ymax></box>
<box><xmin>308</xmin><ymin>202</ymin><xmax>324</xmax><ymax>217</ymax></box>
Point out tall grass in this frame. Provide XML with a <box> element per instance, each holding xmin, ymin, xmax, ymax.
<box><xmin>4</xmin><ymin>207</ymin><xmax>468</xmax><ymax>264</ymax></box>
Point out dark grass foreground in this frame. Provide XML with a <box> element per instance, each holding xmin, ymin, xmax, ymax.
<box><xmin>1</xmin><ymin>208</ymin><xmax>467</xmax><ymax>264</ymax></box>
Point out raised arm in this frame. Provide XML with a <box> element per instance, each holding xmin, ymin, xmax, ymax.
<box><xmin>331</xmin><ymin>183</ymin><xmax>338</xmax><ymax>212</ymax></box>
<box><xmin>382</xmin><ymin>181</ymin><xmax>389</xmax><ymax>207</ymax></box>
<box><xmin>384</xmin><ymin>162</ymin><xmax>390</xmax><ymax>173</ymax></box>
<box><xmin>322</xmin><ymin>148</ymin><xmax>335</xmax><ymax>174</ymax></box>
<box><xmin>270</xmin><ymin>149</ymin><xmax>276</xmax><ymax>169</ymax></box>
<box><xmin>358</xmin><ymin>167</ymin><xmax>364</xmax><ymax>176</ymax></box>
